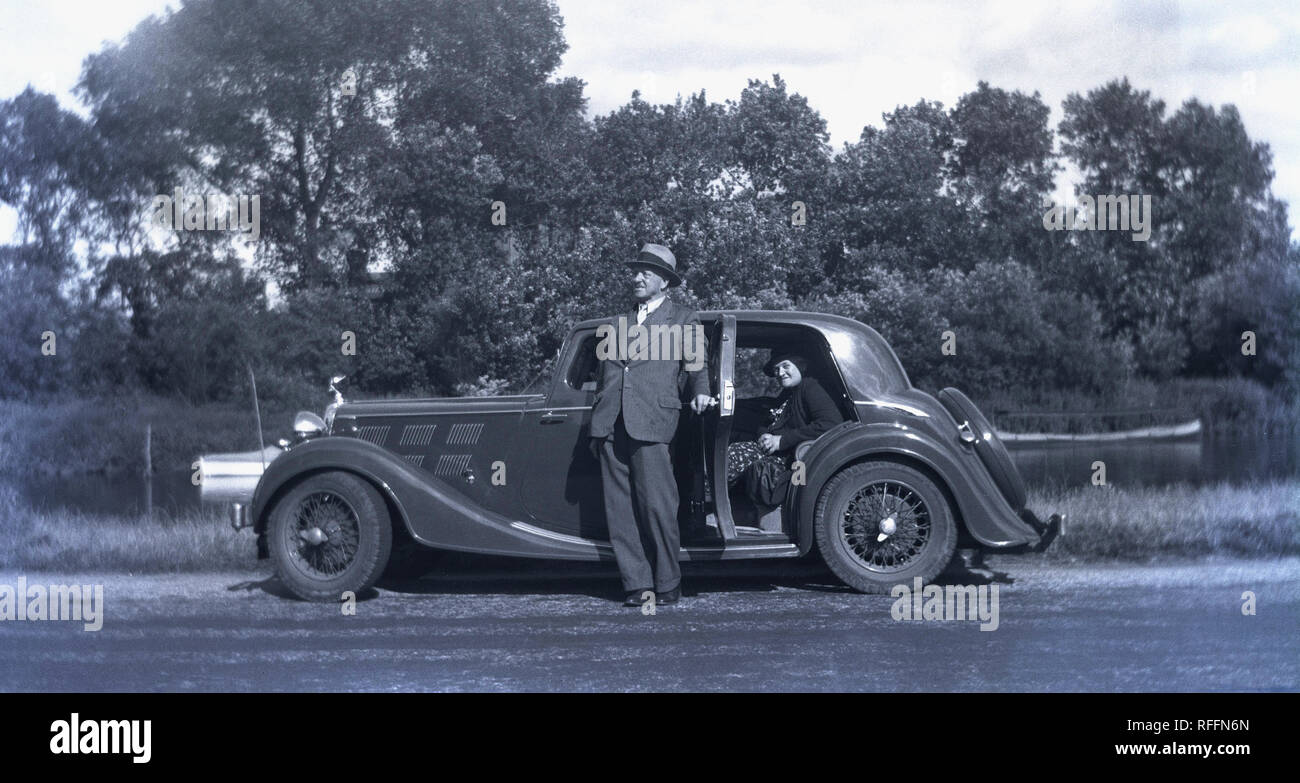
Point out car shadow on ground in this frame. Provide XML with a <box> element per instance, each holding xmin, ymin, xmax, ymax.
<box><xmin>368</xmin><ymin>549</ymin><xmax>1016</xmax><ymax>603</ymax></box>
<box><xmin>226</xmin><ymin>577</ymin><xmax>382</xmax><ymax>603</ymax></box>
<box><xmin>221</xmin><ymin>549</ymin><xmax>1015</xmax><ymax>603</ymax></box>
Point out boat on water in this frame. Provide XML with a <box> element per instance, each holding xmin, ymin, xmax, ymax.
<box><xmin>998</xmin><ymin>419</ymin><xmax>1202</xmax><ymax>444</ymax></box>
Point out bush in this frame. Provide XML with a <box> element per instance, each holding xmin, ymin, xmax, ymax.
<box><xmin>929</xmin><ymin>261</ymin><xmax>1130</xmax><ymax>397</ymax></box>
<box><xmin>1132</xmin><ymin>317</ymin><xmax>1188</xmax><ymax>381</ymax></box>
<box><xmin>1188</xmin><ymin>253</ymin><xmax>1300</xmax><ymax>392</ymax></box>
<box><xmin>0</xmin><ymin>259</ymin><xmax>72</xmax><ymax>399</ymax></box>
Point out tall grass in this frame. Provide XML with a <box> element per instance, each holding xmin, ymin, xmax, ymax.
<box><xmin>1031</xmin><ymin>480</ymin><xmax>1300</xmax><ymax>561</ymax></box>
<box><xmin>0</xmin><ymin>484</ymin><xmax>259</xmax><ymax>573</ymax></box>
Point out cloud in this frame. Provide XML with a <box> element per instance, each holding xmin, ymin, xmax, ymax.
<box><xmin>1</xmin><ymin>0</ymin><xmax>1296</xmax><ymax>237</ymax></box>
<box><xmin>556</xmin><ymin>0</ymin><xmax>1300</xmax><ymax>234</ymax></box>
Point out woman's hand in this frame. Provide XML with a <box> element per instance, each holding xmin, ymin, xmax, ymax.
<box><xmin>758</xmin><ymin>433</ymin><xmax>781</xmax><ymax>454</ymax></box>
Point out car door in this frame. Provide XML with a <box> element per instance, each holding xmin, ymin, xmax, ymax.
<box><xmin>703</xmin><ymin>314</ymin><xmax>738</xmax><ymax>539</ymax></box>
<box><xmin>520</xmin><ymin>330</ymin><xmax>607</xmax><ymax>539</ymax></box>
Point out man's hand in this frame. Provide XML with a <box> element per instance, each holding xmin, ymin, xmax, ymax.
<box><xmin>690</xmin><ymin>394</ymin><xmax>716</xmax><ymax>414</ymax></box>
<box><xmin>758</xmin><ymin>433</ymin><xmax>782</xmax><ymax>454</ymax></box>
<box><xmin>588</xmin><ymin>437</ymin><xmax>602</xmax><ymax>461</ymax></box>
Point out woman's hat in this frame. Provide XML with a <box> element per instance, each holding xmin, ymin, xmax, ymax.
<box><xmin>625</xmin><ymin>243</ymin><xmax>682</xmax><ymax>287</ymax></box>
<box><xmin>764</xmin><ymin>351</ymin><xmax>809</xmax><ymax>377</ymax></box>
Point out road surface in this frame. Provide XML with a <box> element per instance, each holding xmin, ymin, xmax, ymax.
<box><xmin>1</xmin><ymin>554</ymin><xmax>1296</xmax><ymax>691</ymax></box>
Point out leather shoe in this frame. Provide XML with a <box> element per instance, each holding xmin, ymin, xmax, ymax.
<box><xmin>657</xmin><ymin>587</ymin><xmax>681</xmax><ymax>604</ymax></box>
<box><xmin>624</xmin><ymin>589</ymin><xmax>655</xmax><ymax>607</ymax></box>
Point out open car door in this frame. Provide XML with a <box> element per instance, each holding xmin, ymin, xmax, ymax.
<box><xmin>705</xmin><ymin>314</ymin><xmax>738</xmax><ymax>540</ymax></box>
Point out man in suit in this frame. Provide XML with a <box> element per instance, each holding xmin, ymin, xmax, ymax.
<box><xmin>589</xmin><ymin>243</ymin><xmax>712</xmax><ymax>607</ymax></box>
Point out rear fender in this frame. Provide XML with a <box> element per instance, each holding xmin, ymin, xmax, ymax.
<box><xmin>788</xmin><ymin>422</ymin><xmax>1039</xmax><ymax>552</ymax></box>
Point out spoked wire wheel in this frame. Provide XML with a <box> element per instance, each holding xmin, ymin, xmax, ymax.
<box><xmin>839</xmin><ymin>480</ymin><xmax>931</xmax><ymax>573</ymax></box>
<box><xmin>814</xmin><ymin>461</ymin><xmax>957</xmax><ymax>593</ymax></box>
<box><xmin>283</xmin><ymin>491</ymin><xmax>362</xmax><ymax>579</ymax></box>
<box><xmin>267</xmin><ymin>471</ymin><xmax>392</xmax><ymax>602</ymax></box>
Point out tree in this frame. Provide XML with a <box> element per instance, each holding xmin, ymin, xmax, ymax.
<box><xmin>79</xmin><ymin>0</ymin><xmax>415</xmax><ymax>288</ymax></box>
<box><xmin>948</xmin><ymin>82</ymin><xmax>1058</xmax><ymax>267</ymax></box>
<box><xmin>1059</xmin><ymin>79</ymin><xmax>1283</xmax><ymax>379</ymax></box>
<box><xmin>0</xmin><ymin>88</ymin><xmax>99</xmax><ymax>277</ymax></box>
<box><xmin>726</xmin><ymin>74</ymin><xmax>831</xmax><ymax>199</ymax></box>
<box><xmin>826</xmin><ymin>100</ymin><xmax>971</xmax><ymax>283</ymax></box>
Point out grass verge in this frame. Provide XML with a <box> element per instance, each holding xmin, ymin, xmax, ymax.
<box><xmin>2</xmin><ymin>481</ymin><xmax>1297</xmax><ymax>573</ymax></box>
<box><xmin>0</xmin><ymin>485</ymin><xmax>259</xmax><ymax>573</ymax></box>
<box><xmin>1033</xmin><ymin>480</ymin><xmax>1300</xmax><ymax>561</ymax></box>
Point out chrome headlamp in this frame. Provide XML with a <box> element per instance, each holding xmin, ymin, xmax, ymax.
<box><xmin>293</xmin><ymin>411</ymin><xmax>328</xmax><ymax>438</ymax></box>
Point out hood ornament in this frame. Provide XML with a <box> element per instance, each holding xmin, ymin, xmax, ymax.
<box><xmin>329</xmin><ymin>374</ymin><xmax>347</xmax><ymax>405</ymax></box>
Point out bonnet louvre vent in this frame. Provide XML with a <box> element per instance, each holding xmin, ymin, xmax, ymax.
<box><xmin>356</xmin><ymin>425</ymin><xmax>390</xmax><ymax>446</ymax></box>
<box><xmin>446</xmin><ymin>423</ymin><xmax>484</xmax><ymax>445</ymax></box>
<box><xmin>399</xmin><ymin>424</ymin><xmax>439</xmax><ymax>446</ymax></box>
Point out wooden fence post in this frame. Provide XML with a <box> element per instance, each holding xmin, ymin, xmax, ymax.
<box><xmin>144</xmin><ymin>422</ymin><xmax>153</xmax><ymax>521</ymax></box>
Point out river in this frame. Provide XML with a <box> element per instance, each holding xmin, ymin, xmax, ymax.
<box><xmin>8</xmin><ymin>431</ymin><xmax>1299</xmax><ymax>517</ymax></box>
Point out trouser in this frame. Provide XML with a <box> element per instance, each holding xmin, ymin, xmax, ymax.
<box><xmin>599</xmin><ymin>415</ymin><xmax>681</xmax><ymax>593</ymax></box>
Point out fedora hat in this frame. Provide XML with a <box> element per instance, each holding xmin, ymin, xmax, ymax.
<box><xmin>625</xmin><ymin>243</ymin><xmax>682</xmax><ymax>287</ymax></box>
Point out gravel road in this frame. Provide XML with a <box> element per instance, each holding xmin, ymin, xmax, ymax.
<box><xmin>1</xmin><ymin>554</ymin><xmax>1296</xmax><ymax>691</ymax></box>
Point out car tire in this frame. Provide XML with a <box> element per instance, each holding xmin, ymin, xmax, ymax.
<box><xmin>268</xmin><ymin>471</ymin><xmax>392</xmax><ymax>602</ymax></box>
<box><xmin>814</xmin><ymin>461</ymin><xmax>957</xmax><ymax>594</ymax></box>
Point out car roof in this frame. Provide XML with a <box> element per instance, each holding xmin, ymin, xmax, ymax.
<box><xmin>571</xmin><ymin>309</ymin><xmax>911</xmax><ymax>396</ymax></box>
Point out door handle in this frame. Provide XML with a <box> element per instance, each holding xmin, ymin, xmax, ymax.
<box><xmin>720</xmin><ymin>380</ymin><xmax>735</xmax><ymax>416</ymax></box>
<box><xmin>539</xmin><ymin>412</ymin><xmax>568</xmax><ymax>424</ymax></box>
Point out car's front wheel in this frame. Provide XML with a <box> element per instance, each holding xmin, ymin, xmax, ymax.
<box><xmin>814</xmin><ymin>461</ymin><xmax>957</xmax><ymax>593</ymax></box>
<box><xmin>268</xmin><ymin>471</ymin><xmax>392</xmax><ymax>602</ymax></box>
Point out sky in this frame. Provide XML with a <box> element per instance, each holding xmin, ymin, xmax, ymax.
<box><xmin>2</xmin><ymin>0</ymin><xmax>1298</xmax><ymax>240</ymax></box>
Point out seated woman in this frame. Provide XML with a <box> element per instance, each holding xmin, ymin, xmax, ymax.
<box><xmin>726</xmin><ymin>352</ymin><xmax>844</xmax><ymax>508</ymax></box>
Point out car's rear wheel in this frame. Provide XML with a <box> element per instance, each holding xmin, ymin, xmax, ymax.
<box><xmin>814</xmin><ymin>461</ymin><xmax>957</xmax><ymax>593</ymax></box>
<box><xmin>269</xmin><ymin>471</ymin><xmax>392</xmax><ymax>602</ymax></box>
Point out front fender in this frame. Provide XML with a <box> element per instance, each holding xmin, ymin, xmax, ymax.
<box><xmin>249</xmin><ymin>436</ymin><xmax>612</xmax><ymax>561</ymax></box>
<box><xmin>788</xmin><ymin>422</ymin><xmax>1040</xmax><ymax>552</ymax></box>
<box><xmin>250</xmin><ymin>437</ymin><xmax>414</xmax><ymax>536</ymax></box>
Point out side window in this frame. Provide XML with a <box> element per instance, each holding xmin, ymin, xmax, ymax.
<box><xmin>734</xmin><ymin>347</ymin><xmax>779</xmax><ymax>399</ymax></box>
<box><xmin>565</xmin><ymin>334</ymin><xmax>600</xmax><ymax>392</ymax></box>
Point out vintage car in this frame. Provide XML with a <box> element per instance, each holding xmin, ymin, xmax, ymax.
<box><xmin>202</xmin><ymin>311</ymin><xmax>1060</xmax><ymax>601</ymax></box>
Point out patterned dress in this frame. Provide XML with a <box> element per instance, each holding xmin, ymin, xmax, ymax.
<box><xmin>726</xmin><ymin>398</ymin><xmax>791</xmax><ymax>484</ymax></box>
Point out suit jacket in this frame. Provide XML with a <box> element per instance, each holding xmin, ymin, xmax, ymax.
<box><xmin>759</xmin><ymin>376</ymin><xmax>843</xmax><ymax>454</ymax></box>
<box><xmin>590</xmin><ymin>299</ymin><xmax>710</xmax><ymax>443</ymax></box>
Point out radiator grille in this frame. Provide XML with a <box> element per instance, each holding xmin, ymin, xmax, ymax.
<box><xmin>401</xmin><ymin>454</ymin><xmax>425</xmax><ymax>467</ymax></box>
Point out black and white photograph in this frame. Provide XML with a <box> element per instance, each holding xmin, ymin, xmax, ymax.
<box><xmin>0</xmin><ymin>0</ymin><xmax>1296</xmax><ymax>717</ymax></box>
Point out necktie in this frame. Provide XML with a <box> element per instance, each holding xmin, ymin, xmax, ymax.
<box><xmin>637</xmin><ymin>303</ymin><xmax>648</xmax><ymax>325</ymax></box>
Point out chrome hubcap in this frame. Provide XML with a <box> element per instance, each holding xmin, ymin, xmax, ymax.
<box><xmin>841</xmin><ymin>480</ymin><xmax>931</xmax><ymax>572</ymax></box>
<box><xmin>287</xmin><ymin>491</ymin><xmax>361</xmax><ymax>578</ymax></box>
